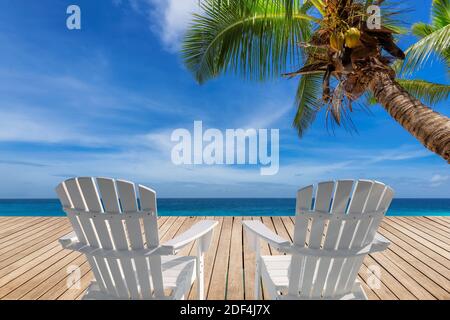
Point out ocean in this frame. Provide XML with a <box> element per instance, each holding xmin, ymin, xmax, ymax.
<box><xmin>0</xmin><ymin>198</ymin><xmax>449</xmax><ymax>216</ymax></box>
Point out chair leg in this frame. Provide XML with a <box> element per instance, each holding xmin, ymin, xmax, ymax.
<box><xmin>197</xmin><ymin>246</ymin><xmax>205</xmax><ymax>300</ymax></box>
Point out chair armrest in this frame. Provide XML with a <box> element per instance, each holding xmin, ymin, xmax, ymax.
<box><xmin>242</xmin><ymin>220</ymin><xmax>291</xmax><ymax>252</ymax></box>
<box><xmin>368</xmin><ymin>233</ymin><xmax>390</xmax><ymax>254</ymax></box>
<box><xmin>161</xmin><ymin>220</ymin><xmax>218</xmax><ymax>254</ymax></box>
<box><xmin>59</xmin><ymin>231</ymin><xmax>78</xmax><ymax>249</ymax></box>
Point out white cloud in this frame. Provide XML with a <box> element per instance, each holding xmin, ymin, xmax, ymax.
<box><xmin>112</xmin><ymin>0</ymin><xmax>200</xmax><ymax>51</ymax></box>
<box><xmin>139</xmin><ymin>130</ymin><xmax>175</xmax><ymax>151</ymax></box>
<box><xmin>0</xmin><ymin>110</ymin><xmax>101</xmax><ymax>145</ymax></box>
<box><xmin>430</xmin><ymin>174</ymin><xmax>449</xmax><ymax>187</ymax></box>
<box><xmin>242</xmin><ymin>103</ymin><xmax>292</xmax><ymax>129</ymax></box>
<box><xmin>366</xmin><ymin>147</ymin><xmax>431</xmax><ymax>164</ymax></box>
<box><xmin>113</xmin><ymin>0</ymin><xmax>201</xmax><ymax>50</ymax></box>
<box><xmin>148</xmin><ymin>0</ymin><xmax>200</xmax><ymax>51</ymax></box>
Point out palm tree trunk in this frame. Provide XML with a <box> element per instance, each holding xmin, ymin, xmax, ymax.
<box><xmin>369</xmin><ymin>72</ymin><xmax>450</xmax><ymax>163</ymax></box>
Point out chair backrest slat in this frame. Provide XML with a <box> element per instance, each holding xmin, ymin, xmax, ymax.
<box><xmin>96</xmin><ymin>178</ymin><xmax>129</xmax><ymax>250</ymax></box>
<box><xmin>299</xmin><ymin>181</ymin><xmax>334</xmax><ymax>297</ymax></box>
<box><xmin>288</xmin><ymin>186</ymin><xmax>313</xmax><ymax>295</ymax></box>
<box><xmin>290</xmin><ymin>179</ymin><xmax>394</xmax><ymax>299</ymax></box>
<box><xmin>325</xmin><ymin>180</ymin><xmax>354</xmax><ymax>248</ymax></box>
<box><xmin>138</xmin><ymin>185</ymin><xmax>164</xmax><ymax>297</ymax></box>
<box><xmin>55</xmin><ymin>183</ymin><xmax>73</xmax><ymax>208</ymax></box>
<box><xmin>116</xmin><ymin>180</ymin><xmax>138</xmax><ymax>212</ymax></box>
<box><xmin>78</xmin><ymin>177</ymin><xmax>115</xmax><ymax>250</ymax></box>
<box><xmin>62</xmin><ymin>178</ymin><xmax>120</xmax><ymax>295</ymax></box>
<box><xmin>330</xmin><ymin>180</ymin><xmax>353</xmax><ymax>214</ymax></box>
<box><xmin>96</xmin><ymin>178</ymin><xmax>121</xmax><ymax>213</ymax></box>
<box><xmin>353</xmin><ymin>181</ymin><xmax>386</xmax><ymax>249</ymax></box>
<box><xmin>139</xmin><ymin>185</ymin><xmax>160</xmax><ymax>247</ymax></box>
<box><xmin>55</xmin><ymin>177</ymin><xmax>166</xmax><ymax>299</ymax></box>
<box><xmin>77</xmin><ymin>177</ymin><xmax>103</xmax><ymax>212</ymax></box>
<box><xmin>293</xmin><ymin>185</ymin><xmax>313</xmax><ymax>246</ymax></box>
<box><xmin>310</xmin><ymin>180</ymin><xmax>354</xmax><ymax>298</ymax></box>
<box><xmin>76</xmin><ymin>181</ymin><xmax>130</xmax><ymax>298</ymax></box>
<box><xmin>64</xmin><ymin>178</ymin><xmax>101</xmax><ymax>248</ymax></box>
<box><xmin>116</xmin><ymin>180</ymin><xmax>145</xmax><ymax>249</ymax></box>
<box><xmin>335</xmin><ymin>181</ymin><xmax>390</xmax><ymax>296</ymax></box>
<box><xmin>64</xmin><ymin>178</ymin><xmax>86</xmax><ymax>210</ymax></box>
<box><xmin>362</xmin><ymin>185</ymin><xmax>394</xmax><ymax>248</ymax></box>
<box><xmin>323</xmin><ymin>180</ymin><xmax>375</xmax><ymax>296</ymax></box>
<box><xmin>308</xmin><ymin>181</ymin><xmax>334</xmax><ymax>248</ymax></box>
<box><xmin>347</xmin><ymin>180</ymin><xmax>373</xmax><ymax>214</ymax></box>
<box><xmin>56</xmin><ymin>182</ymin><xmax>87</xmax><ymax>244</ymax></box>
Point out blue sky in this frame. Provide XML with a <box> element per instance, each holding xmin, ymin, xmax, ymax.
<box><xmin>0</xmin><ymin>0</ymin><xmax>448</xmax><ymax>198</ymax></box>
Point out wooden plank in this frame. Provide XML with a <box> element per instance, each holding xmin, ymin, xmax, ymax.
<box><xmin>386</xmin><ymin>217</ymin><xmax>450</xmax><ymax>251</ymax></box>
<box><xmin>357</xmin><ymin>276</ymin><xmax>380</xmax><ymax>300</ymax></box>
<box><xmin>0</xmin><ymin>217</ymin><xmax>39</xmax><ymax>233</ymax></box>
<box><xmin>242</xmin><ymin>216</ymin><xmax>256</xmax><ymax>300</ymax></box>
<box><xmin>0</xmin><ymin>220</ymin><xmax>65</xmax><ymax>250</ymax></box>
<box><xmin>371</xmin><ymin>250</ymin><xmax>440</xmax><ymax>299</ymax></box>
<box><xmin>358</xmin><ymin>263</ymin><xmax>398</xmax><ymax>300</ymax></box>
<box><xmin>0</xmin><ymin>245</ymin><xmax>73</xmax><ymax>298</ymax></box>
<box><xmin>364</xmin><ymin>255</ymin><xmax>416</xmax><ymax>299</ymax></box>
<box><xmin>378</xmin><ymin>225</ymin><xmax>450</xmax><ymax>281</ymax></box>
<box><xmin>0</xmin><ymin>217</ymin><xmax>49</xmax><ymax>240</ymax></box>
<box><xmin>0</xmin><ymin>222</ymin><xmax>71</xmax><ymax>270</ymax></box>
<box><xmin>0</xmin><ymin>222</ymin><xmax>72</xmax><ymax>270</ymax></box>
<box><xmin>379</xmin><ymin>222</ymin><xmax>450</xmax><ymax>268</ymax></box>
<box><xmin>35</xmin><ymin>259</ymin><xmax>90</xmax><ymax>300</ymax></box>
<box><xmin>383</xmin><ymin>218</ymin><xmax>450</xmax><ymax>260</ymax></box>
<box><xmin>227</xmin><ymin>217</ymin><xmax>244</xmax><ymax>300</ymax></box>
<box><xmin>396</xmin><ymin>216</ymin><xmax>450</xmax><ymax>243</ymax></box>
<box><xmin>207</xmin><ymin>217</ymin><xmax>232</xmax><ymax>300</ymax></box>
<box><xmin>0</xmin><ymin>218</ymin><xmax>68</xmax><ymax>255</ymax></box>
<box><xmin>0</xmin><ymin>216</ymin><xmax>42</xmax><ymax>231</ymax></box>
<box><xmin>2</xmin><ymin>250</ymin><xmax>83</xmax><ymax>299</ymax></box>
<box><xmin>0</xmin><ymin>216</ymin><xmax>448</xmax><ymax>300</ymax></box>
<box><xmin>159</xmin><ymin>216</ymin><xmax>186</xmax><ymax>242</ymax></box>
<box><xmin>379</xmin><ymin>248</ymin><xmax>449</xmax><ymax>299</ymax></box>
<box><xmin>0</xmin><ymin>217</ymin><xmax>23</xmax><ymax>226</ymax></box>
<box><xmin>426</xmin><ymin>216</ymin><xmax>450</xmax><ymax>227</ymax></box>
<box><xmin>416</xmin><ymin>217</ymin><xmax>450</xmax><ymax>235</ymax></box>
<box><xmin>271</xmin><ymin>217</ymin><xmax>292</xmax><ymax>242</ymax></box>
<box><xmin>58</xmin><ymin>269</ymin><xmax>93</xmax><ymax>300</ymax></box>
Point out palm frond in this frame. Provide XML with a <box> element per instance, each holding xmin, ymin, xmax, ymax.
<box><xmin>411</xmin><ymin>22</ymin><xmax>435</xmax><ymax>38</ymax></box>
<box><xmin>307</xmin><ymin>0</ymin><xmax>325</xmax><ymax>15</ymax></box>
<box><xmin>401</xmin><ymin>0</ymin><xmax>450</xmax><ymax>75</ymax></box>
<box><xmin>401</xmin><ymin>24</ymin><xmax>450</xmax><ymax>75</ymax></box>
<box><xmin>292</xmin><ymin>73</ymin><xmax>323</xmax><ymax>137</ymax></box>
<box><xmin>377</xmin><ymin>0</ymin><xmax>410</xmax><ymax>34</ymax></box>
<box><xmin>182</xmin><ymin>0</ymin><xmax>315</xmax><ymax>83</ymax></box>
<box><xmin>397</xmin><ymin>79</ymin><xmax>450</xmax><ymax>105</ymax></box>
<box><xmin>432</xmin><ymin>0</ymin><xmax>450</xmax><ymax>29</ymax></box>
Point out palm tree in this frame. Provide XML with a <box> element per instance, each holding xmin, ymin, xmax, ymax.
<box><xmin>182</xmin><ymin>0</ymin><xmax>450</xmax><ymax>162</ymax></box>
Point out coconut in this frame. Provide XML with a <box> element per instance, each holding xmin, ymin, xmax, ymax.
<box><xmin>345</xmin><ymin>27</ymin><xmax>362</xmax><ymax>48</ymax></box>
<box><xmin>330</xmin><ymin>32</ymin><xmax>345</xmax><ymax>51</ymax></box>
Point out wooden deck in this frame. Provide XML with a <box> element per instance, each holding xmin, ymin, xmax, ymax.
<box><xmin>0</xmin><ymin>216</ymin><xmax>448</xmax><ymax>300</ymax></box>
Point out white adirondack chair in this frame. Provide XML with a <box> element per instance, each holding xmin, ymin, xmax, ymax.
<box><xmin>243</xmin><ymin>180</ymin><xmax>394</xmax><ymax>300</ymax></box>
<box><xmin>56</xmin><ymin>177</ymin><xmax>218</xmax><ymax>300</ymax></box>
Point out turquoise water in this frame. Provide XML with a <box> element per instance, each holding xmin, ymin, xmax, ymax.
<box><xmin>0</xmin><ymin>198</ymin><xmax>449</xmax><ymax>216</ymax></box>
